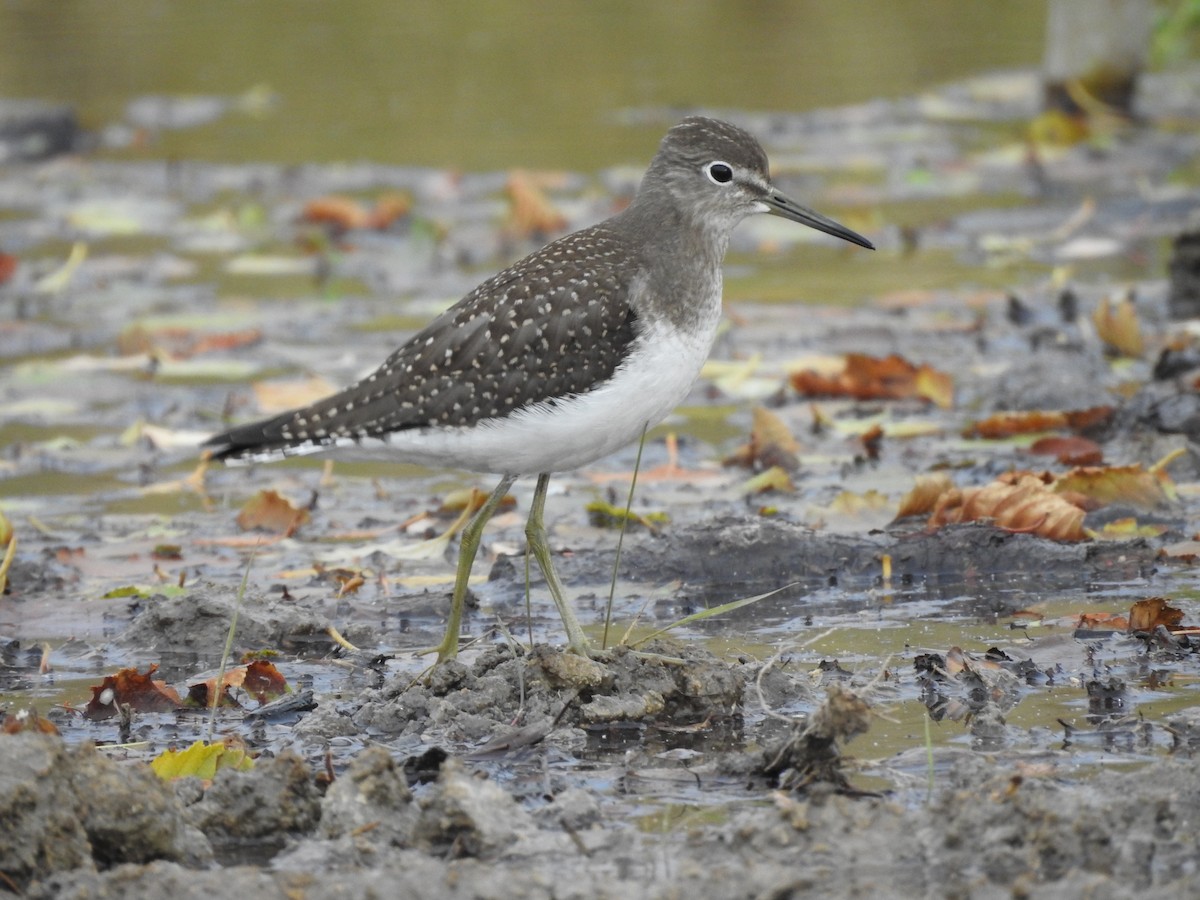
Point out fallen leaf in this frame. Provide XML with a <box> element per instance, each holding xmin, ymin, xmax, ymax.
<box><xmin>1029</xmin><ymin>109</ymin><xmax>1090</xmax><ymax>146</ymax></box>
<box><xmin>930</xmin><ymin>474</ymin><xmax>1087</xmax><ymax>541</ymax></box>
<box><xmin>2</xmin><ymin>708</ymin><xmax>60</xmax><ymax>735</ymax></box>
<box><xmin>252</xmin><ymin>375</ymin><xmax>340</xmax><ymax>414</ymax></box>
<box><xmin>723</xmin><ymin>406</ymin><xmax>801</xmax><ymax>471</ymax></box>
<box><xmin>790</xmin><ymin>353</ymin><xmax>954</xmax><ymax>408</ymax></box>
<box><xmin>739</xmin><ymin>466</ymin><xmax>794</xmax><ymax>495</ymax></box>
<box><xmin>963</xmin><ymin>406</ymin><xmax>1113</xmax><ymax>439</ymax></box>
<box><xmin>506</xmin><ymin>170</ymin><xmax>567</xmax><ymax>239</ymax></box>
<box><xmin>116</xmin><ymin>325</ymin><xmax>263</xmax><ymax>359</ymax></box>
<box><xmin>301</xmin><ymin>195</ymin><xmax>371</xmax><ymax>230</ymax></box>
<box><xmin>1028</xmin><ymin>435</ymin><xmax>1104</xmax><ymax>465</ymax></box>
<box><xmin>438</xmin><ymin>487</ymin><xmax>515</xmax><ymax>517</ymax></box>
<box><xmin>1053</xmin><ymin>463</ymin><xmax>1176</xmax><ymax>510</ymax></box>
<box><xmin>894</xmin><ymin>472</ymin><xmax>955</xmax><ymax>520</ymax></box>
<box><xmin>585</xmin><ymin>501</ymin><xmax>668</xmax><ymax>530</ymax></box>
<box><xmin>1093</xmin><ymin>292</ymin><xmax>1144</xmax><ymax>358</ymax></box>
<box><xmin>858</xmin><ymin>423</ymin><xmax>884</xmax><ymax>461</ymax></box>
<box><xmin>84</xmin><ymin>664</ymin><xmax>183</xmax><ymax>719</ymax></box>
<box><xmin>151</xmin><ymin>738</ymin><xmax>254</xmax><ymax>782</ymax></box>
<box><xmin>1128</xmin><ymin>597</ymin><xmax>1185</xmax><ymax>633</ymax></box>
<box><xmin>1159</xmin><ymin>540</ymin><xmax>1200</xmax><ymax>561</ymax></box>
<box><xmin>366</xmin><ymin>192</ymin><xmax>412</xmax><ymax>229</ymax></box>
<box><xmin>0</xmin><ymin>508</ymin><xmax>14</xmax><ymax>595</ymax></box>
<box><xmin>34</xmin><ymin>241</ymin><xmax>87</xmax><ymax>293</ymax></box>
<box><xmin>236</xmin><ymin>489</ymin><xmax>310</xmax><ymax>535</ymax></box>
<box><xmin>828</xmin><ymin>489</ymin><xmax>890</xmax><ymax>516</ymax></box>
<box><xmin>1086</xmin><ymin>517</ymin><xmax>1168</xmax><ymax>540</ymax></box>
<box><xmin>186</xmin><ymin>660</ymin><xmax>290</xmax><ymax>708</ymax></box>
<box><xmin>0</xmin><ymin>252</ymin><xmax>16</xmax><ymax>285</ymax></box>
<box><xmin>301</xmin><ymin>192</ymin><xmax>411</xmax><ymax>232</ymax></box>
<box><xmin>1075</xmin><ymin>612</ymin><xmax>1129</xmax><ymax>631</ymax></box>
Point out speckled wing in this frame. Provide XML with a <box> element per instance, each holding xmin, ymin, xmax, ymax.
<box><xmin>205</xmin><ymin>224</ymin><xmax>643</xmax><ymax>461</ymax></box>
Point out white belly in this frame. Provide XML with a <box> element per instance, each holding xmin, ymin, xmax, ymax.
<box><xmin>376</xmin><ymin>315</ymin><xmax>717</xmax><ymax>475</ymax></box>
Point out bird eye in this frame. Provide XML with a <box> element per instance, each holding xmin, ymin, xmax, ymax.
<box><xmin>705</xmin><ymin>162</ymin><xmax>734</xmax><ymax>185</ymax></box>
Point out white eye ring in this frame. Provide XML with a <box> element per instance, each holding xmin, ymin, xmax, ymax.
<box><xmin>705</xmin><ymin>161</ymin><xmax>734</xmax><ymax>185</ymax></box>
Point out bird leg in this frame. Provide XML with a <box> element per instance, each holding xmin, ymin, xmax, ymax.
<box><xmin>432</xmin><ymin>473</ymin><xmax>517</xmax><ymax>663</ymax></box>
<box><xmin>525</xmin><ymin>472</ymin><xmax>592</xmax><ymax>655</ymax></box>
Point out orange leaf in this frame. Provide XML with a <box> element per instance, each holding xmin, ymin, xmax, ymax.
<box><xmin>963</xmin><ymin>406</ymin><xmax>1113</xmax><ymax>439</ymax></box>
<box><xmin>302</xmin><ymin>195</ymin><xmax>371</xmax><ymax>230</ymax></box>
<box><xmin>366</xmin><ymin>192</ymin><xmax>412</xmax><ymax>229</ymax></box>
<box><xmin>84</xmin><ymin>664</ymin><xmax>183</xmax><ymax>720</ymax></box>
<box><xmin>790</xmin><ymin>353</ymin><xmax>954</xmax><ymax>408</ymax></box>
<box><xmin>964</xmin><ymin>410</ymin><xmax>1066</xmax><ymax>439</ymax></box>
<box><xmin>1128</xmin><ymin>597</ymin><xmax>1184</xmax><ymax>633</ymax></box>
<box><xmin>506</xmin><ymin>170</ymin><xmax>567</xmax><ymax>239</ymax></box>
<box><xmin>236</xmin><ymin>489</ymin><xmax>310</xmax><ymax>535</ymax></box>
<box><xmin>0</xmin><ymin>252</ymin><xmax>17</xmax><ymax>285</ymax></box>
<box><xmin>930</xmin><ymin>474</ymin><xmax>1087</xmax><ymax>541</ymax></box>
<box><xmin>1075</xmin><ymin>612</ymin><xmax>1129</xmax><ymax>631</ymax></box>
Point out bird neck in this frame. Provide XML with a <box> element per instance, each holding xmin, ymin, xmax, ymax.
<box><xmin>614</xmin><ymin>190</ymin><xmax>729</xmax><ymax>335</ymax></box>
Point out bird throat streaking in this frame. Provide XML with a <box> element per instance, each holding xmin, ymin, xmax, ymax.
<box><xmin>205</xmin><ymin>116</ymin><xmax>873</xmax><ymax>663</ymax></box>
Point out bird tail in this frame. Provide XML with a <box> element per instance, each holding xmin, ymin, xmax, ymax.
<box><xmin>204</xmin><ymin>409</ymin><xmax>332</xmax><ymax>464</ymax></box>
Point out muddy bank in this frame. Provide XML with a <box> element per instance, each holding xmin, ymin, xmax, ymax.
<box><xmin>6</xmin><ymin>724</ymin><xmax>1200</xmax><ymax>899</ymax></box>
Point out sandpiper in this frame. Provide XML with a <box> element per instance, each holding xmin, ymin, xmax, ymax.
<box><xmin>205</xmin><ymin>116</ymin><xmax>873</xmax><ymax>661</ymax></box>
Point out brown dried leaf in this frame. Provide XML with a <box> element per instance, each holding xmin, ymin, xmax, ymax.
<box><xmin>790</xmin><ymin>353</ymin><xmax>954</xmax><ymax>408</ymax></box>
<box><xmin>723</xmin><ymin>406</ymin><xmax>800</xmax><ymax>471</ymax></box>
<box><xmin>858</xmin><ymin>423</ymin><xmax>884</xmax><ymax>461</ymax></box>
<box><xmin>1093</xmin><ymin>293</ymin><xmax>1144</xmax><ymax>358</ymax></box>
<box><xmin>963</xmin><ymin>406</ymin><xmax>1114</xmax><ymax>439</ymax></box>
<box><xmin>84</xmin><ymin>664</ymin><xmax>183</xmax><ymax>720</ymax></box>
<box><xmin>2</xmin><ymin>708</ymin><xmax>60</xmax><ymax>735</ymax></box>
<box><xmin>964</xmin><ymin>410</ymin><xmax>1067</xmax><ymax>439</ymax></box>
<box><xmin>186</xmin><ymin>660</ymin><xmax>290</xmax><ymax>708</ymax></box>
<box><xmin>1075</xmin><ymin>612</ymin><xmax>1129</xmax><ymax>631</ymax></box>
<box><xmin>1063</xmin><ymin>406</ymin><xmax>1116</xmax><ymax>432</ymax></box>
<box><xmin>895</xmin><ymin>472</ymin><xmax>955</xmax><ymax>520</ymax></box>
<box><xmin>1128</xmin><ymin>597</ymin><xmax>1184</xmax><ymax>633</ymax></box>
<box><xmin>302</xmin><ymin>195</ymin><xmax>371</xmax><ymax>230</ymax></box>
<box><xmin>930</xmin><ymin>474</ymin><xmax>1087</xmax><ymax>541</ymax></box>
<box><xmin>1028</xmin><ymin>435</ymin><xmax>1103</xmax><ymax>465</ymax></box>
<box><xmin>1159</xmin><ymin>540</ymin><xmax>1200</xmax><ymax>561</ymax></box>
<box><xmin>366</xmin><ymin>192</ymin><xmax>412</xmax><ymax>229</ymax></box>
<box><xmin>236</xmin><ymin>489</ymin><xmax>310</xmax><ymax>535</ymax></box>
<box><xmin>0</xmin><ymin>252</ymin><xmax>16</xmax><ymax>285</ymax></box>
<box><xmin>506</xmin><ymin>170</ymin><xmax>568</xmax><ymax>239</ymax></box>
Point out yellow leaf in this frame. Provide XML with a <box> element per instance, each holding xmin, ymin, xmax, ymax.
<box><xmin>739</xmin><ymin>466</ymin><xmax>794</xmax><ymax>495</ymax></box>
<box><xmin>151</xmin><ymin>739</ymin><xmax>254</xmax><ymax>782</ymax></box>
<box><xmin>0</xmin><ymin>508</ymin><xmax>14</xmax><ymax>595</ymax></box>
